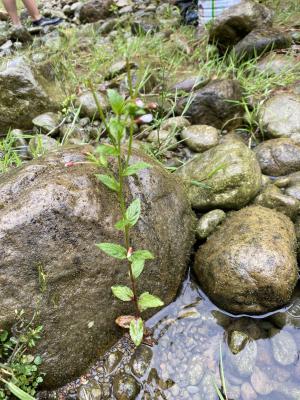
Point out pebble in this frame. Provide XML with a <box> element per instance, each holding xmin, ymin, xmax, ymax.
<box><xmin>271</xmin><ymin>329</ymin><xmax>298</xmax><ymax>366</ymax></box>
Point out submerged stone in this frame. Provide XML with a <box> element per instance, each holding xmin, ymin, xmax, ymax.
<box><xmin>271</xmin><ymin>330</ymin><xmax>298</xmax><ymax>366</ymax></box>
<box><xmin>113</xmin><ymin>373</ymin><xmax>140</xmax><ymax>400</ymax></box>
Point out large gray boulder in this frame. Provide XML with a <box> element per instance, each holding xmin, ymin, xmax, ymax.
<box><xmin>176</xmin><ymin>79</ymin><xmax>243</xmax><ymax>130</ymax></box>
<box><xmin>0</xmin><ymin>57</ymin><xmax>64</xmax><ymax>135</ymax></box>
<box><xmin>194</xmin><ymin>206</ymin><xmax>298</xmax><ymax>314</ymax></box>
<box><xmin>0</xmin><ymin>146</ymin><xmax>195</xmax><ymax>389</ymax></box>
<box><xmin>208</xmin><ymin>0</ymin><xmax>273</xmax><ymax>51</ymax></box>
<box><xmin>176</xmin><ymin>141</ymin><xmax>262</xmax><ymax>211</ymax></box>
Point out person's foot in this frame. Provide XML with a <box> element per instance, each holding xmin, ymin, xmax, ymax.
<box><xmin>32</xmin><ymin>17</ymin><xmax>63</xmax><ymax>27</ymax></box>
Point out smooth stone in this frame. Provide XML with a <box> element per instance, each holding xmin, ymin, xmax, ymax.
<box><xmin>146</xmin><ymin>129</ymin><xmax>177</xmax><ymax>150</ymax></box>
<box><xmin>271</xmin><ymin>330</ymin><xmax>298</xmax><ymax>366</ymax></box>
<box><xmin>260</xmin><ymin>92</ymin><xmax>300</xmax><ymax>139</ymax></box>
<box><xmin>160</xmin><ymin>116</ymin><xmax>190</xmax><ymax>132</ymax></box>
<box><xmin>196</xmin><ymin>209</ymin><xmax>226</xmax><ymax>239</ymax></box>
<box><xmin>194</xmin><ymin>206</ymin><xmax>298</xmax><ymax>314</ymax></box>
<box><xmin>176</xmin><ymin>79</ymin><xmax>243</xmax><ymax>130</ymax></box>
<box><xmin>78</xmin><ymin>381</ymin><xmax>102</xmax><ymax>400</ymax></box>
<box><xmin>180</xmin><ymin>125</ymin><xmax>220</xmax><ymax>152</ymax></box>
<box><xmin>171</xmin><ymin>76</ymin><xmax>209</xmax><ymax>92</ymax></box>
<box><xmin>32</xmin><ymin>112</ymin><xmax>61</xmax><ymax>134</ymax></box>
<box><xmin>104</xmin><ymin>350</ymin><xmax>123</xmax><ymax>374</ymax></box>
<box><xmin>257</xmin><ymin>52</ymin><xmax>296</xmax><ymax>75</ymax></box>
<box><xmin>253</xmin><ymin>184</ymin><xmax>300</xmax><ymax>220</ymax></box>
<box><xmin>241</xmin><ymin>382</ymin><xmax>257</xmax><ymax>400</ymax></box>
<box><xmin>176</xmin><ymin>141</ymin><xmax>262</xmax><ymax>211</ymax></box>
<box><xmin>286</xmin><ymin>184</ymin><xmax>300</xmax><ymax>201</ymax></box>
<box><xmin>129</xmin><ymin>345</ymin><xmax>153</xmax><ymax>377</ymax></box>
<box><xmin>251</xmin><ymin>367</ymin><xmax>275</xmax><ymax>395</ymax></box>
<box><xmin>113</xmin><ymin>373</ymin><xmax>140</xmax><ymax>400</ymax></box>
<box><xmin>229</xmin><ymin>330</ymin><xmax>250</xmax><ymax>355</ymax></box>
<box><xmin>186</xmin><ymin>355</ymin><xmax>205</xmax><ymax>385</ymax></box>
<box><xmin>229</xmin><ymin>340</ymin><xmax>257</xmax><ymax>377</ymax></box>
<box><xmin>233</xmin><ymin>28</ymin><xmax>292</xmax><ymax>61</ymax></box>
<box><xmin>255</xmin><ymin>138</ymin><xmax>300</xmax><ymax>176</ymax></box>
<box><xmin>75</xmin><ymin>91</ymin><xmax>108</xmax><ymax>119</ymax></box>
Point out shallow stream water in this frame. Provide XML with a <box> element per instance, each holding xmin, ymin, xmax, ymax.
<box><xmin>58</xmin><ymin>271</ymin><xmax>300</xmax><ymax>400</ymax></box>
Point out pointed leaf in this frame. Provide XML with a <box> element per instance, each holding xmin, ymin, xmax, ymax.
<box><xmin>96</xmin><ymin>243</ymin><xmax>127</xmax><ymax>259</ymax></box>
<box><xmin>111</xmin><ymin>285</ymin><xmax>134</xmax><ymax>301</ymax></box>
<box><xmin>109</xmin><ymin>118</ymin><xmax>125</xmax><ymax>141</ymax></box>
<box><xmin>138</xmin><ymin>292</ymin><xmax>164</xmax><ymax>312</ymax></box>
<box><xmin>131</xmin><ymin>259</ymin><xmax>145</xmax><ymax>279</ymax></box>
<box><xmin>96</xmin><ymin>174</ymin><xmax>120</xmax><ymax>192</ymax></box>
<box><xmin>115</xmin><ymin>315</ymin><xmax>135</xmax><ymax>329</ymax></box>
<box><xmin>125</xmin><ymin>199</ymin><xmax>141</xmax><ymax>227</ymax></box>
<box><xmin>2</xmin><ymin>379</ymin><xmax>35</xmax><ymax>400</ymax></box>
<box><xmin>107</xmin><ymin>89</ymin><xmax>125</xmax><ymax>115</ymax></box>
<box><xmin>129</xmin><ymin>250</ymin><xmax>154</xmax><ymax>262</ymax></box>
<box><xmin>95</xmin><ymin>144</ymin><xmax>119</xmax><ymax>156</ymax></box>
<box><xmin>129</xmin><ymin>318</ymin><xmax>144</xmax><ymax>346</ymax></box>
<box><xmin>123</xmin><ymin>162</ymin><xmax>152</xmax><ymax>177</ymax></box>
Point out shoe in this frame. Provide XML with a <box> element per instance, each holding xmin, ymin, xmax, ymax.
<box><xmin>32</xmin><ymin>17</ymin><xmax>63</xmax><ymax>27</ymax></box>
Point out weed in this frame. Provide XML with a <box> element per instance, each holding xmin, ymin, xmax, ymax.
<box><xmin>0</xmin><ymin>311</ymin><xmax>43</xmax><ymax>400</ymax></box>
<box><xmin>86</xmin><ymin>64</ymin><xmax>164</xmax><ymax>347</ymax></box>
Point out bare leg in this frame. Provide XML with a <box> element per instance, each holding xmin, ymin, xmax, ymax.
<box><xmin>21</xmin><ymin>0</ymin><xmax>41</xmax><ymax>21</ymax></box>
<box><xmin>1</xmin><ymin>0</ymin><xmax>21</xmax><ymax>26</ymax></box>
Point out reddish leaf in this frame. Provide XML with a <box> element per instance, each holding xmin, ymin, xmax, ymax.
<box><xmin>115</xmin><ymin>315</ymin><xmax>135</xmax><ymax>329</ymax></box>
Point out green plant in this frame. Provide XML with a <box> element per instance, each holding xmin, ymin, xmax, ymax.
<box><xmin>87</xmin><ymin>67</ymin><xmax>164</xmax><ymax>347</ymax></box>
<box><xmin>0</xmin><ymin>311</ymin><xmax>43</xmax><ymax>400</ymax></box>
<box><xmin>0</xmin><ymin>132</ymin><xmax>22</xmax><ymax>174</ymax></box>
<box><xmin>213</xmin><ymin>344</ymin><xmax>228</xmax><ymax>400</ymax></box>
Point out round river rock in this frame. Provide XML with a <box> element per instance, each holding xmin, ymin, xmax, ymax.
<box><xmin>0</xmin><ymin>145</ymin><xmax>195</xmax><ymax>389</ymax></box>
<box><xmin>194</xmin><ymin>206</ymin><xmax>298</xmax><ymax>314</ymax></box>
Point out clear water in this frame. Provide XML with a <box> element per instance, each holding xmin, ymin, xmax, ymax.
<box><xmin>136</xmin><ymin>272</ymin><xmax>300</xmax><ymax>399</ymax></box>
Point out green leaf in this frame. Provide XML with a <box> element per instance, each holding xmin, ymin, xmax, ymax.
<box><xmin>115</xmin><ymin>218</ymin><xmax>129</xmax><ymax>230</ymax></box>
<box><xmin>109</xmin><ymin>118</ymin><xmax>125</xmax><ymax>142</ymax></box>
<box><xmin>131</xmin><ymin>259</ymin><xmax>145</xmax><ymax>279</ymax></box>
<box><xmin>1</xmin><ymin>379</ymin><xmax>35</xmax><ymax>400</ymax></box>
<box><xmin>107</xmin><ymin>89</ymin><xmax>125</xmax><ymax>115</ymax></box>
<box><xmin>111</xmin><ymin>285</ymin><xmax>134</xmax><ymax>301</ymax></box>
<box><xmin>130</xmin><ymin>250</ymin><xmax>154</xmax><ymax>262</ymax></box>
<box><xmin>96</xmin><ymin>243</ymin><xmax>127</xmax><ymax>259</ymax></box>
<box><xmin>0</xmin><ymin>330</ymin><xmax>8</xmax><ymax>342</ymax></box>
<box><xmin>129</xmin><ymin>318</ymin><xmax>144</xmax><ymax>346</ymax></box>
<box><xmin>34</xmin><ymin>356</ymin><xmax>42</xmax><ymax>366</ymax></box>
<box><xmin>96</xmin><ymin>174</ymin><xmax>120</xmax><ymax>192</ymax></box>
<box><xmin>138</xmin><ymin>292</ymin><xmax>164</xmax><ymax>312</ymax></box>
<box><xmin>125</xmin><ymin>199</ymin><xmax>141</xmax><ymax>227</ymax></box>
<box><xmin>95</xmin><ymin>144</ymin><xmax>118</xmax><ymax>156</ymax></box>
<box><xmin>123</xmin><ymin>162</ymin><xmax>152</xmax><ymax>177</ymax></box>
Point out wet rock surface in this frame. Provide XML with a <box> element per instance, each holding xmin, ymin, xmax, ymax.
<box><xmin>176</xmin><ymin>79</ymin><xmax>243</xmax><ymax>129</ymax></box>
<box><xmin>176</xmin><ymin>141</ymin><xmax>262</xmax><ymax>211</ymax></box>
<box><xmin>194</xmin><ymin>206</ymin><xmax>298</xmax><ymax>314</ymax></box>
<box><xmin>0</xmin><ymin>56</ymin><xmax>63</xmax><ymax>134</ymax></box>
<box><xmin>260</xmin><ymin>92</ymin><xmax>300</xmax><ymax>140</ymax></box>
<box><xmin>208</xmin><ymin>0</ymin><xmax>273</xmax><ymax>50</ymax></box>
<box><xmin>0</xmin><ymin>146</ymin><xmax>195</xmax><ymax>388</ymax></box>
<box><xmin>255</xmin><ymin>138</ymin><xmax>300</xmax><ymax>176</ymax></box>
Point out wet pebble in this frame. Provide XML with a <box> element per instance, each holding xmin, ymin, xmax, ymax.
<box><xmin>129</xmin><ymin>345</ymin><xmax>153</xmax><ymax>377</ymax></box>
<box><xmin>113</xmin><ymin>373</ymin><xmax>140</xmax><ymax>400</ymax></box>
<box><xmin>229</xmin><ymin>340</ymin><xmax>257</xmax><ymax>378</ymax></box>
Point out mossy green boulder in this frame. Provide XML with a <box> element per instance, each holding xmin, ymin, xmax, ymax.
<box><xmin>176</xmin><ymin>141</ymin><xmax>262</xmax><ymax>211</ymax></box>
